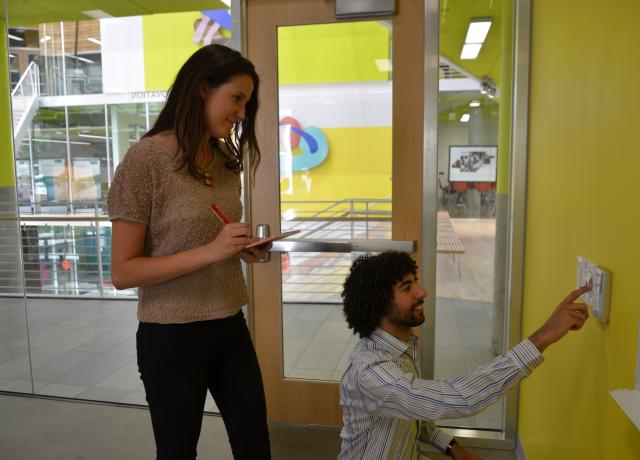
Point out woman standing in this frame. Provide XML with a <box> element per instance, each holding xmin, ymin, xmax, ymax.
<box><xmin>108</xmin><ymin>45</ymin><xmax>270</xmax><ymax>459</ymax></box>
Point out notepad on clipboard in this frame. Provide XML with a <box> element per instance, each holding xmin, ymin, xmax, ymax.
<box><xmin>245</xmin><ymin>230</ymin><xmax>300</xmax><ymax>249</ymax></box>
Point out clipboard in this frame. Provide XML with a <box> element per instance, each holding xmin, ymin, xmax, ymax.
<box><xmin>245</xmin><ymin>230</ymin><xmax>301</xmax><ymax>249</ymax></box>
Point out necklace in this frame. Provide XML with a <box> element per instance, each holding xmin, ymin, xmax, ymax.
<box><xmin>202</xmin><ymin>172</ymin><xmax>214</xmax><ymax>187</ymax></box>
<box><xmin>197</xmin><ymin>153</ymin><xmax>216</xmax><ymax>188</ymax></box>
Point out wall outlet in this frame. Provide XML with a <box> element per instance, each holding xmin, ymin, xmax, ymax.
<box><xmin>577</xmin><ymin>256</ymin><xmax>612</xmax><ymax>323</ymax></box>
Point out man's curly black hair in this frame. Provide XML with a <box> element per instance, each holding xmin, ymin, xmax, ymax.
<box><xmin>342</xmin><ymin>251</ymin><xmax>418</xmax><ymax>338</ymax></box>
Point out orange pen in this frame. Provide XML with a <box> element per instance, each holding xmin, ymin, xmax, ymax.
<box><xmin>211</xmin><ymin>203</ymin><xmax>231</xmax><ymax>225</ymax></box>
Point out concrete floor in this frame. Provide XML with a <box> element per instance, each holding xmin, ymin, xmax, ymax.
<box><xmin>0</xmin><ymin>394</ymin><xmax>517</xmax><ymax>460</ymax></box>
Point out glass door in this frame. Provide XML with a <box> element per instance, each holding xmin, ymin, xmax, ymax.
<box><xmin>247</xmin><ymin>0</ymin><xmax>426</xmax><ymax>425</ymax></box>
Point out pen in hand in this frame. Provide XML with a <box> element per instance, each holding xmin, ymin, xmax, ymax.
<box><xmin>211</xmin><ymin>203</ymin><xmax>231</xmax><ymax>225</ymax></box>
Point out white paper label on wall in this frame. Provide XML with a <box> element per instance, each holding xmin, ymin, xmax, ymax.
<box><xmin>576</xmin><ymin>256</ymin><xmax>612</xmax><ymax>323</ymax></box>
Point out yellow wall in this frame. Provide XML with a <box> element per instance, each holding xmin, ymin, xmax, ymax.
<box><xmin>0</xmin><ymin>12</ymin><xmax>15</xmax><ymax>187</ymax></box>
<box><xmin>278</xmin><ymin>22</ymin><xmax>390</xmax><ymax>85</ymax></box>
<box><xmin>518</xmin><ymin>1</ymin><xmax>640</xmax><ymax>458</ymax></box>
<box><xmin>280</xmin><ymin>127</ymin><xmax>391</xmax><ymax>214</ymax></box>
<box><xmin>277</xmin><ymin>21</ymin><xmax>393</xmax><ymax>210</ymax></box>
<box><xmin>143</xmin><ymin>11</ymin><xmax>206</xmax><ymax>91</ymax></box>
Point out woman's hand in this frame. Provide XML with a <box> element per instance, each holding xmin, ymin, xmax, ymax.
<box><xmin>208</xmin><ymin>223</ymin><xmax>253</xmax><ymax>262</ymax></box>
<box><xmin>239</xmin><ymin>238</ymin><xmax>272</xmax><ymax>264</ymax></box>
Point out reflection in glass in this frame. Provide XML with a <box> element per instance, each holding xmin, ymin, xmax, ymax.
<box><xmin>277</xmin><ymin>21</ymin><xmax>393</xmax><ymax>381</ymax></box>
<box><xmin>108</xmin><ymin>103</ymin><xmax>147</xmax><ymax>171</ymax></box>
<box><xmin>434</xmin><ymin>0</ymin><xmax>514</xmax><ymax>432</ymax></box>
<box><xmin>68</xmin><ymin>105</ymin><xmax>107</xmax><ymax>206</ymax></box>
<box><xmin>3</xmin><ymin>5</ymin><xmax>245</xmax><ymax>410</ymax></box>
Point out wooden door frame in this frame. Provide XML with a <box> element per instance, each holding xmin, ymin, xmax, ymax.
<box><xmin>246</xmin><ymin>0</ymin><xmax>425</xmax><ymax>426</ymax></box>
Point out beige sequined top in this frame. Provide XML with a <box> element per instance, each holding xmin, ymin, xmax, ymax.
<box><xmin>107</xmin><ymin>137</ymin><xmax>248</xmax><ymax>324</ymax></box>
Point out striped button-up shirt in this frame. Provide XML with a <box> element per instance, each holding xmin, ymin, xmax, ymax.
<box><xmin>338</xmin><ymin>328</ymin><xmax>544</xmax><ymax>459</ymax></box>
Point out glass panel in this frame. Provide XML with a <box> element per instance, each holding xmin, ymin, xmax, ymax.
<box><xmin>67</xmin><ymin>105</ymin><xmax>107</xmax><ymax>209</ymax></box>
<box><xmin>63</xmin><ymin>21</ymin><xmax>103</xmax><ymax>96</ymax></box>
<box><xmin>0</xmin><ymin>203</ymin><xmax>32</xmax><ymax>393</ymax></box>
<box><xmin>277</xmin><ymin>21</ymin><xmax>393</xmax><ymax>381</ymax></box>
<box><xmin>108</xmin><ymin>103</ymin><xmax>147</xmax><ymax>171</ymax></box>
<box><xmin>5</xmin><ymin>1</ymin><xmax>242</xmax><ymax>410</ymax></box>
<box><xmin>434</xmin><ymin>0</ymin><xmax>514</xmax><ymax>431</ymax></box>
<box><xmin>30</xmin><ymin>107</ymin><xmax>70</xmax><ymax>212</ymax></box>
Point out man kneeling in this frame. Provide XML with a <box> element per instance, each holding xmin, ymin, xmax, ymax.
<box><xmin>338</xmin><ymin>252</ymin><xmax>590</xmax><ymax>460</ymax></box>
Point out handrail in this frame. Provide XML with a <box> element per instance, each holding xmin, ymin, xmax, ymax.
<box><xmin>272</xmin><ymin>239</ymin><xmax>415</xmax><ymax>253</ymax></box>
<box><xmin>11</xmin><ymin>61</ymin><xmax>40</xmax><ymax>97</ymax></box>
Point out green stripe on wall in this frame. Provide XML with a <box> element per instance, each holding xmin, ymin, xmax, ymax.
<box><xmin>1</xmin><ymin>13</ymin><xmax>15</xmax><ymax>187</ymax></box>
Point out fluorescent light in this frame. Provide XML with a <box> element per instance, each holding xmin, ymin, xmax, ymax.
<box><xmin>460</xmin><ymin>113</ymin><xmax>470</xmax><ymax>122</ymax></box>
<box><xmin>86</xmin><ymin>37</ymin><xmax>101</xmax><ymax>45</ymax></box>
<box><xmin>82</xmin><ymin>9</ymin><xmax>113</xmax><ymax>19</ymax></box>
<box><xmin>68</xmin><ymin>54</ymin><xmax>94</xmax><ymax>64</ymax></box>
<box><xmin>460</xmin><ymin>18</ymin><xmax>492</xmax><ymax>61</ymax></box>
<box><xmin>39</xmin><ymin>35</ymin><xmax>51</xmax><ymax>43</ymax></box>
<box><xmin>460</xmin><ymin>43</ymin><xmax>481</xmax><ymax>60</ymax></box>
<box><xmin>32</xmin><ymin>138</ymin><xmax>91</xmax><ymax>146</ymax></box>
<box><xmin>465</xmin><ymin>20</ymin><xmax>492</xmax><ymax>44</ymax></box>
<box><xmin>9</xmin><ymin>54</ymin><xmax>15</xmax><ymax>58</ymax></box>
<box><xmin>8</xmin><ymin>33</ymin><xmax>24</xmax><ymax>42</ymax></box>
<box><xmin>469</xmin><ymin>100</ymin><xmax>481</xmax><ymax>107</ymax></box>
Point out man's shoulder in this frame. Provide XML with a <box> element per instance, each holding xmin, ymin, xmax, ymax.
<box><xmin>348</xmin><ymin>339</ymin><xmax>402</xmax><ymax>371</ymax></box>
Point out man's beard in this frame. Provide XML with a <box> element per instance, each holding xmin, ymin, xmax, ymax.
<box><xmin>388</xmin><ymin>299</ymin><xmax>425</xmax><ymax>328</ymax></box>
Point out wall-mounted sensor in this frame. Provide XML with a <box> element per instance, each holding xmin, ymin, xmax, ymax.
<box><xmin>577</xmin><ymin>256</ymin><xmax>612</xmax><ymax>323</ymax></box>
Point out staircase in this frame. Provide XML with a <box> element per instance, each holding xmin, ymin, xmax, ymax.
<box><xmin>11</xmin><ymin>62</ymin><xmax>40</xmax><ymax>146</ymax></box>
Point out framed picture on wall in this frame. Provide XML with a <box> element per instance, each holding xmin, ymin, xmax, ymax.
<box><xmin>448</xmin><ymin>145</ymin><xmax>498</xmax><ymax>182</ymax></box>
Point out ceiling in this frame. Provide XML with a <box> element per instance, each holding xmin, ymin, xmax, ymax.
<box><xmin>440</xmin><ymin>0</ymin><xmax>509</xmax><ymax>85</ymax></box>
<box><xmin>5</xmin><ymin>0</ymin><xmax>508</xmax><ymax>123</ymax></box>
<box><xmin>5</xmin><ymin>0</ymin><xmax>228</xmax><ymax>27</ymax></box>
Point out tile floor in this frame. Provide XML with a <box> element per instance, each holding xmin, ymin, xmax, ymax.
<box><xmin>0</xmin><ymin>394</ymin><xmax>518</xmax><ymax>460</ymax></box>
<box><xmin>0</xmin><ymin>217</ymin><xmax>504</xmax><ymax>431</ymax></box>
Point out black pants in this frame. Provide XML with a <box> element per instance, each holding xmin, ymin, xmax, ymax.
<box><xmin>137</xmin><ymin>311</ymin><xmax>271</xmax><ymax>460</ymax></box>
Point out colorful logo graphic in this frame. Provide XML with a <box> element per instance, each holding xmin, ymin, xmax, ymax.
<box><xmin>194</xmin><ymin>9</ymin><xmax>232</xmax><ymax>46</ymax></box>
<box><xmin>279</xmin><ymin>117</ymin><xmax>329</xmax><ymax>171</ymax></box>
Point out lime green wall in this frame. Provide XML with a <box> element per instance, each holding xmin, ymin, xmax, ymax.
<box><xmin>143</xmin><ymin>11</ymin><xmax>206</xmax><ymax>91</ymax></box>
<box><xmin>277</xmin><ymin>22</ymin><xmax>392</xmax><ymax>211</ymax></box>
<box><xmin>495</xmin><ymin>0</ymin><xmax>512</xmax><ymax>195</ymax></box>
<box><xmin>278</xmin><ymin>22</ymin><xmax>390</xmax><ymax>85</ymax></box>
<box><xmin>518</xmin><ymin>1</ymin><xmax>640</xmax><ymax>458</ymax></box>
<box><xmin>280</xmin><ymin>127</ymin><xmax>391</xmax><ymax>214</ymax></box>
<box><xmin>440</xmin><ymin>0</ymin><xmax>506</xmax><ymax>85</ymax></box>
<box><xmin>1</xmin><ymin>13</ymin><xmax>15</xmax><ymax>187</ymax></box>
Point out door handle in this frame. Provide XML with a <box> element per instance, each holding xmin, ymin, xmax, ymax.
<box><xmin>255</xmin><ymin>224</ymin><xmax>271</xmax><ymax>263</ymax></box>
<box><xmin>271</xmin><ymin>239</ymin><xmax>416</xmax><ymax>253</ymax></box>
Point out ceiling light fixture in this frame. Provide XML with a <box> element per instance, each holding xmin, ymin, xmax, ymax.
<box><xmin>465</xmin><ymin>20</ymin><xmax>492</xmax><ymax>44</ymax></box>
<box><xmin>469</xmin><ymin>101</ymin><xmax>481</xmax><ymax>107</ymax></box>
<box><xmin>82</xmin><ymin>10</ymin><xmax>113</xmax><ymax>19</ymax></box>
<box><xmin>460</xmin><ymin>43</ymin><xmax>482</xmax><ymax>60</ymax></box>
<box><xmin>460</xmin><ymin>18</ymin><xmax>492</xmax><ymax>60</ymax></box>
<box><xmin>8</xmin><ymin>33</ymin><xmax>24</xmax><ymax>42</ymax></box>
<box><xmin>87</xmin><ymin>37</ymin><xmax>101</xmax><ymax>45</ymax></box>
<box><xmin>460</xmin><ymin>113</ymin><xmax>470</xmax><ymax>123</ymax></box>
<box><xmin>68</xmin><ymin>55</ymin><xmax>94</xmax><ymax>64</ymax></box>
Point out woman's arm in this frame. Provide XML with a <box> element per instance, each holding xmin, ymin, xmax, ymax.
<box><xmin>110</xmin><ymin>219</ymin><xmax>252</xmax><ymax>290</ymax></box>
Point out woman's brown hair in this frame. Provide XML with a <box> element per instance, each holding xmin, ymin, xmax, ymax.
<box><xmin>145</xmin><ymin>44</ymin><xmax>260</xmax><ymax>180</ymax></box>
